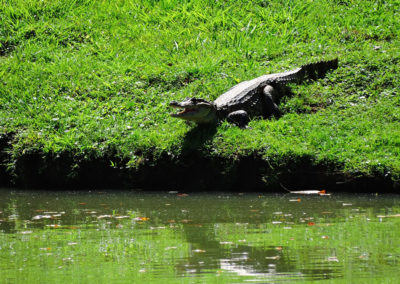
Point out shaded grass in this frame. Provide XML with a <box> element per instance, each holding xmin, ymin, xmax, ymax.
<box><xmin>0</xmin><ymin>0</ymin><xmax>399</xmax><ymax>187</ymax></box>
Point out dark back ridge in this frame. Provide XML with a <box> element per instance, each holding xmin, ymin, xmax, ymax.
<box><xmin>301</xmin><ymin>58</ymin><xmax>339</xmax><ymax>80</ymax></box>
<box><xmin>271</xmin><ymin>58</ymin><xmax>338</xmax><ymax>85</ymax></box>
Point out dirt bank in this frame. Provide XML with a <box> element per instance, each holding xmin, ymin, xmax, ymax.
<box><xmin>0</xmin><ymin>134</ymin><xmax>397</xmax><ymax>192</ymax></box>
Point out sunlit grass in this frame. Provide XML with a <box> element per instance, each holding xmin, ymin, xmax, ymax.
<box><xmin>0</xmin><ymin>0</ymin><xmax>399</xmax><ymax>184</ymax></box>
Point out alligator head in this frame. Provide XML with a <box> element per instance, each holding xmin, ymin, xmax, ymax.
<box><xmin>169</xmin><ymin>97</ymin><xmax>217</xmax><ymax>124</ymax></box>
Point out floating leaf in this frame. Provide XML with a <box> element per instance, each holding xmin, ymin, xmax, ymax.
<box><xmin>40</xmin><ymin>247</ymin><xmax>52</xmax><ymax>251</ymax></box>
<box><xmin>114</xmin><ymin>216</ymin><xmax>130</xmax><ymax>219</ymax></box>
<box><xmin>46</xmin><ymin>224</ymin><xmax>60</xmax><ymax>228</ymax></box>
<box><xmin>265</xmin><ymin>256</ymin><xmax>280</xmax><ymax>260</ymax></box>
<box><xmin>289</xmin><ymin>198</ymin><xmax>301</xmax><ymax>202</ymax></box>
<box><xmin>97</xmin><ymin>215</ymin><xmax>112</xmax><ymax>219</ymax></box>
<box><xmin>327</xmin><ymin>256</ymin><xmax>339</xmax><ymax>262</ymax></box>
<box><xmin>193</xmin><ymin>249</ymin><xmax>206</xmax><ymax>253</ymax></box>
<box><xmin>219</xmin><ymin>241</ymin><xmax>233</xmax><ymax>245</ymax></box>
<box><xmin>135</xmin><ymin>217</ymin><xmax>150</xmax><ymax>221</ymax></box>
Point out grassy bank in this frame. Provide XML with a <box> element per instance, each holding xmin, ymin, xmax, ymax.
<box><xmin>0</xmin><ymin>0</ymin><xmax>399</xmax><ymax>190</ymax></box>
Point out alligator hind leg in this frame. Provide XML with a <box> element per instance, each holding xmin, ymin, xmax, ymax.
<box><xmin>227</xmin><ymin>110</ymin><xmax>250</xmax><ymax>128</ymax></box>
<box><xmin>263</xmin><ymin>85</ymin><xmax>281</xmax><ymax>118</ymax></box>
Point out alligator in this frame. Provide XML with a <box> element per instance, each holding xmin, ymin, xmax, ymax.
<box><xmin>169</xmin><ymin>58</ymin><xmax>338</xmax><ymax>127</ymax></box>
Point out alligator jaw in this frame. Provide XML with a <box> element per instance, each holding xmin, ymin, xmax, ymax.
<box><xmin>169</xmin><ymin>101</ymin><xmax>197</xmax><ymax>117</ymax></box>
<box><xmin>170</xmin><ymin>106</ymin><xmax>197</xmax><ymax>117</ymax></box>
<box><xmin>169</xmin><ymin>98</ymin><xmax>217</xmax><ymax>123</ymax></box>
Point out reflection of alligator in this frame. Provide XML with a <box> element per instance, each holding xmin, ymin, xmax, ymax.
<box><xmin>174</xmin><ymin>224</ymin><xmax>294</xmax><ymax>276</ymax></box>
<box><xmin>175</xmin><ymin>224</ymin><xmax>341</xmax><ymax>281</ymax></box>
<box><xmin>170</xmin><ymin>58</ymin><xmax>338</xmax><ymax>127</ymax></box>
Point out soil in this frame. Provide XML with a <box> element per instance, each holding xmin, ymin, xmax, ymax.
<box><xmin>0</xmin><ymin>134</ymin><xmax>397</xmax><ymax>192</ymax></box>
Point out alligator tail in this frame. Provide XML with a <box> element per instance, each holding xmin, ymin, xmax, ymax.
<box><xmin>272</xmin><ymin>58</ymin><xmax>338</xmax><ymax>84</ymax></box>
<box><xmin>300</xmin><ymin>58</ymin><xmax>339</xmax><ymax>80</ymax></box>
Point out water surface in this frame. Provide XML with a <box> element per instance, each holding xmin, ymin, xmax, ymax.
<box><xmin>1</xmin><ymin>189</ymin><xmax>399</xmax><ymax>283</ymax></box>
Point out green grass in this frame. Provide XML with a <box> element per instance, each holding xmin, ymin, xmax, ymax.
<box><xmin>0</xmin><ymin>0</ymin><xmax>399</xmax><ymax>186</ymax></box>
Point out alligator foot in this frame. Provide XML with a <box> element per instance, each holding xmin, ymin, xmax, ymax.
<box><xmin>263</xmin><ymin>85</ymin><xmax>281</xmax><ymax>118</ymax></box>
<box><xmin>227</xmin><ymin>110</ymin><xmax>250</xmax><ymax>128</ymax></box>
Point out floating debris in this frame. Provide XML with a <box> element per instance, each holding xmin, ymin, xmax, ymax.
<box><xmin>165</xmin><ymin>247</ymin><xmax>177</xmax><ymax>250</ymax></box>
<box><xmin>32</xmin><ymin>215</ymin><xmax>52</xmax><ymax>220</ymax></box>
<box><xmin>114</xmin><ymin>216</ymin><xmax>130</xmax><ymax>219</ymax></box>
<box><xmin>193</xmin><ymin>249</ymin><xmax>206</xmax><ymax>253</ymax></box>
<box><xmin>265</xmin><ymin>256</ymin><xmax>280</xmax><ymax>260</ymax></box>
<box><xmin>219</xmin><ymin>241</ymin><xmax>234</xmax><ymax>245</ymax></box>
<box><xmin>377</xmin><ymin>214</ymin><xmax>400</xmax><ymax>218</ymax></box>
<box><xmin>97</xmin><ymin>215</ymin><xmax>112</xmax><ymax>219</ymax></box>
<box><xmin>327</xmin><ymin>256</ymin><xmax>339</xmax><ymax>262</ymax></box>
<box><xmin>280</xmin><ymin>184</ymin><xmax>330</xmax><ymax>195</ymax></box>
<box><xmin>289</xmin><ymin>198</ymin><xmax>301</xmax><ymax>202</ymax></box>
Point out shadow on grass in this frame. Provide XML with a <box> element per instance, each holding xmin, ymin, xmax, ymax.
<box><xmin>181</xmin><ymin>124</ymin><xmax>218</xmax><ymax>153</ymax></box>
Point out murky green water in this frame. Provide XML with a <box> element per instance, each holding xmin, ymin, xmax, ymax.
<box><xmin>1</xmin><ymin>189</ymin><xmax>400</xmax><ymax>283</ymax></box>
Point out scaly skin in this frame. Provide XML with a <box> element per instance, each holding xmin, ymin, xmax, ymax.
<box><xmin>170</xmin><ymin>58</ymin><xmax>338</xmax><ymax>127</ymax></box>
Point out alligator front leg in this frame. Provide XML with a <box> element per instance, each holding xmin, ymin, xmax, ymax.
<box><xmin>263</xmin><ymin>85</ymin><xmax>281</xmax><ymax>118</ymax></box>
<box><xmin>227</xmin><ymin>110</ymin><xmax>250</xmax><ymax>128</ymax></box>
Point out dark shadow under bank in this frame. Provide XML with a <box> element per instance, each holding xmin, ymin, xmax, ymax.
<box><xmin>0</xmin><ymin>130</ymin><xmax>398</xmax><ymax>192</ymax></box>
<box><xmin>0</xmin><ymin>133</ymin><xmax>12</xmax><ymax>188</ymax></box>
<box><xmin>0</xmin><ymin>149</ymin><xmax>398</xmax><ymax>193</ymax></box>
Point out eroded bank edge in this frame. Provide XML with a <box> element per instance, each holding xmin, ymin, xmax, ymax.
<box><xmin>0</xmin><ymin>132</ymin><xmax>397</xmax><ymax>192</ymax></box>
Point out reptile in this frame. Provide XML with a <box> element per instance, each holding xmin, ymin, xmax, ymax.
<box><xmin>169</xmin><ymin>58</ymin><xmax>338</xmax><ymax>127</ymax></box>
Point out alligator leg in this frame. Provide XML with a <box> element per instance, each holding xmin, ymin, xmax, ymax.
<box><xmin>263</xmin><ymin>85</ymin><xmax>281</xmax><ymax>118</ymax></box>
<box><xmin>227</xmin><ymin>110</ymin><xmax>250</xmax><ymax>128</ymax></box>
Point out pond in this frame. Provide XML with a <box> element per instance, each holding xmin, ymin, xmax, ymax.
<box><xmin>0</xmin><ymin>189</ymin><xmax>399</xmax><ymax>283</ymax></box>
